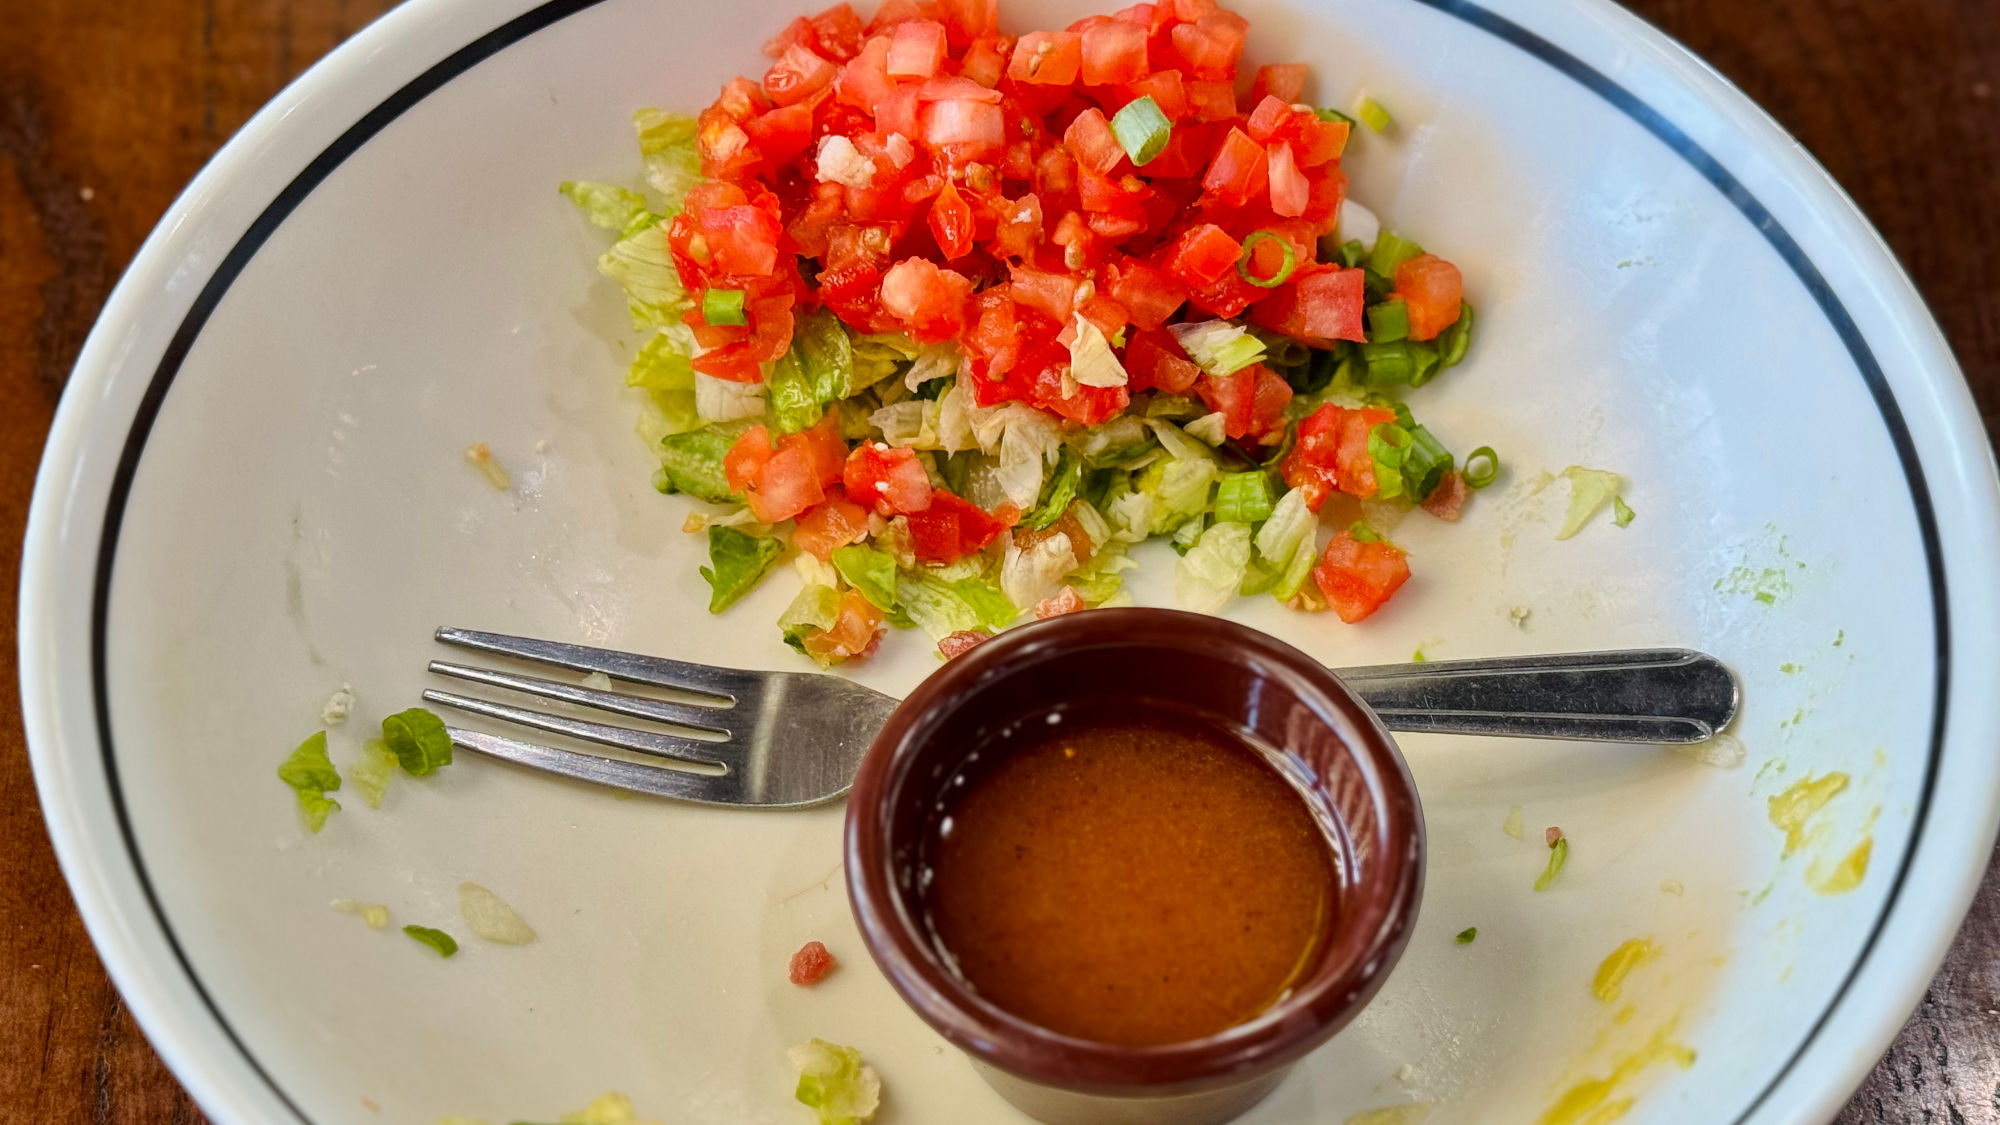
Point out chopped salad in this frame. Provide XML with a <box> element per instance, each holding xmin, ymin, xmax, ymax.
<box><xmin>565</xmin><ymin>0</ymin><xmax>1491</xmax><ymax>665</ymax></box>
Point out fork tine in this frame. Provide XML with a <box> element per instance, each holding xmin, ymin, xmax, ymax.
<box><xmin>423</xmin><ymin>689</ymin><xmax>734</xmax><ymax>767</ymax></box>
<box><xmin>435</xmin><ymin>627</ymin><xmax>757</xmax><ymax>702</ymax></box>
<box><xmin>444</xmin><ymin>727</ymin><xmax>739</xmax><ymax>805</ymax></box>
<box><xmin>428</xmin><ymin>661</ymin><xmax>733</xmax><ymax>734</ymax></box>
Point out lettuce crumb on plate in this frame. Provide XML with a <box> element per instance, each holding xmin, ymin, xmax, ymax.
<box><xmin>789</xmin><ymin>1038</ymin><xmax>881</xmax><ymax>1125</ymax></box>
<box><xmin>276</xmin><ymin>731</ymin><xmax>341</xmax><ymax>833</ymax></box>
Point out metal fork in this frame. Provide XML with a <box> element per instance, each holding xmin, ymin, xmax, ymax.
<box><xmin>421</xmin><ymin>626</ymin><xmax>1740</xmax><ymax>808</ymax></box>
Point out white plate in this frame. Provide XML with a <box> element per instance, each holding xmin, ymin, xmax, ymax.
<box><xmin>20</xmin><ymin>1</ymin><xmax>2000</xmax><ymax>1123</ymax></box>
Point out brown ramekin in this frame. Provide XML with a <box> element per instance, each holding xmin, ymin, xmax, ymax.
<box><xmin>844</xmin><ymin>608</ymin><xmax>1425</xmax><ymax>1125</ymax></box>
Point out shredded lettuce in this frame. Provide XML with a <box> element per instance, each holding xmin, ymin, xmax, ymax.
<box><xmin>701</xmin><ymin>526</ymin><xmax>785</xmax><ymax>612</ymax></box>
<box><xmin>868</xmin><ymin>399</ymin><xmax>944</xmax><ymax>449</ymax></box>
<box><xmin>560</xmin><ymin>181</ymin><xmax>655</xmax><ymax>234</ymax></box>
<box><xmin>1000</xmin><ymin>532</ymin><xmax>1079</xmax><ymax>609</ymax></box>
<box><xmin>658</xmin><ymin>418</ymin><xmax>756</xmax><ymax>502</ymax></box>
<box><xmin>458</xmin><ymin>881</ymin><xmax>536</xmax><ymax>945</ymax></box>
<box><xmin>1024</xmin><ymin>448</ymin><xmax>1082</xmax><ymax>530</ymax></box>
<box><xmin>850</xmin><ymin>333</ymin><xmax>924</xmax><ymax>392</ymax></box>
<box><xmin>627</xmin><ymin>327</ymin><xmax>697</xmax><ymax>391</ymax></box>
<box><xmin>1067</xmin><ymin>546</ymin><xmax>1137</xmax><ymax>604</ymax></box>
<box><xmin>1068</xmin><ymin>315</ymin><xmax>1129</xmax><ymax>387</ymax></box>
<box><xmin>381</xmin><ymin>708</ymin><xmax>453</xmax><ymax>777</ymax></box>
<box><xmin>1557</xmin><ymin>466</ymin><xmax>1625</xmax><ymax>540</ymax></box>
<box><xmin>894</xmin><ymin>572</ymin><xmax>1016</xmax><ymax>638</ymax></box>
<box><xmin>596</xmin><ymin>223</ymin><xmax>688</xmax><ymax>329</ymax></box>
<box><xmin>277</xmin><ymin>731</ymin><xmax>341</xmax><ymax>833</ymax></box>
<box><xmin>1214</xmin><ymin>472</ymin><xmax>1276</xmax><ymax>524</ymax></box>
<box><xmin>402</xmin><ymin>925</ymin><xmax>459</xmax><ymax>958</ymax></box>
<box><xmin>1066</xmin><ymin>414</ymin><xmax>1155</xmax><ymax>467</ymax></box>
<box><xmin>789</xmin><ymin>1039</ymin><xmax>882</xmax><ymax>1125</ymax></box>
<box><xmin>767</xmin><ymin>310</ymin><xmax>858</xmax><ymax>433</ymax></box>
<box><xmin>1184</xmin><ymin>412</ymin><xmax>1229</xmax><ymax>445</ymax></box>
<box><xmin>1612</xmin><ymin>494</ymin><xmax>1636</xmax><ymax>528</ymax></box>
<box><xmin>902</xmin><ymin>343</ymin><xmax>962</xmax><ymax>392</ymax></box>
<box><xmin>1134</xmin><ymin>456</ymin><xmax>1218</xmax><ymax>537</ymax></box>
<box><xmin>633</xmin><ymin>107</ymin><xmax>701</xmax><ymax>206</ymax></box>
<box><xmin>964</xmin><ymin>401</ymin><xmax>1063</xmax><ymax>509</ymax></box>
<box><xmin>1255</xmin><ymin>488</ymin><xmax>1321</xmax><ymax>600</ymax></box>
<box><xmin>349</xmin><ymin>738</ymin><xmax>398</xmax><ymax>809</ymax></box>
<box><xmin>779</xmin><ymin>583</ymin><xmax>843</xmax><ymax>654</ymax></box>
<box><xmin>1169</xmin><ymin>320</ymin><xmax>1266</xmax><ymax>376</ymax></box>
<box><xmin>694</xmin><ymin>371</ymin><xmax>766</xmax><ymax>423</ymax></box>
<box><xmin>1534</xmin><ymin>836</ymin><xmax>1570</xmax><ymax>891</ymax></box>
<box><xmin>558</xmin><ymin>1092</ymin><xmax>662</xmax><ymax>1125</ymax></box>
<box><xmin>831</xmin><ymin>545</ymin><xmax>898</xmax><ymax>610</ymax></box>
<box><xmin>1175</xmin><ymin>521</ymin><xmax>1253</xmax><ymax>613</ymax></box>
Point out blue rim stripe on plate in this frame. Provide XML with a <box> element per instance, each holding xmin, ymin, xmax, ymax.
<box><xmin>81</xmin><ymin>1</ymin><xmax>1949</xmax><ymax>1122</ymax></box>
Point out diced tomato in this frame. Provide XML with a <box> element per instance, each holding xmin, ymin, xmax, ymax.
<box><xmin>1201</xmin><ymin>127</ymin><xmax>1268</xmax><ymax>207</ymax></box>
<box><xmin>919</xmin><ymin>97</ymin><xmax>1005</xmax><ymax>155</ymax></box>
<box><xmin>1313</xmin><ymin>530</ymin><xmax>1411</xmax><ymax>623</ymax></box>
<box><xmin>788</xmin><ymin>941</ymin><xmax>838</xmax><ymax>986</ymax></box>
<box><xmin>1183</xmin><ymin>78</ymin><xmax>1238</xmax><ymax>121</ymax></box>
<box><xmin>740</xmin><ymin>100</ymin><xmax>816</xmax><ymax>167</ymax></box>
<box><xmin>1119</xmin><ymin>69</ymin><xmax>1188</xmax><ymax>120</ymax></box>
<box><xmin>810</xmin><ymin>4</ymin><xmax>867</xmax><ymax>60</ymax></box>
<box><xmin>696</xmin><ymin>205</ymin><xmax>783</xmax><ymax>276</ymax></box>
<box><xmin>906</xmin><ymin>491</ymin><xmax>1011</xmax><ymax>563</ymax></box>
<box><xmin>1249</xmin><ymin>63</ymin><xmax>1307</xmax><ymax>105</ymax></box>
<box><xmin>1289</xmin><ymin>114</ymin><xmax>1348</xmax><ymax>166</ymax></box>
<box><xmin>1196</xmin><ymin>363</ymin><xmax>1291</xmax><ymax>440</ymax></box>
<box><xmin>792</xmin><ymin>489</ymin><xmax>871</xmax><ymax>559</ymax></box>
<box><xmin>963</xmin><ymin>287</ymin><xmax>1023</xmax><ymax>379</ymax></box>
<box><xmin>1393</xmin><ymin>253</ymin><xmax>1465</xmax><ymax>340</ymax></box>
<box><xmin>1008</xmin><ymin>30</ymin><xmax>1082</xmax><ymax>85</ymax></box>
<box><xmin>867</xmin><ymin>0</ymin><xmax>923</xmax><ymax>32</ymax></box>
<box><xmin>1102</xmin><ymin>257</ymin><xmax>1187</xmax><ymax>329</ymax></box>
<box><xmin>1250</xmin><ymin>265</ymin><xmax>1366</xmax><ymax>343</ymax></box>
<box><xmin>928</xmin><ymin>180</ymin><xmax>976</xmax><ymax>259</ymax></box>
<box><xmin>936</xmin><ymin>0</ymin><xmax>999</xmax><ymax>45</ymax></box>
<box><xmin>765</xmin><ymin>16</ymin><xmax>821</xmax><ymax>58</ymax></box>
<box><xmin>938</xmin><ymin>630</ymin><xmax>992</xmax><ymax>658</ymax></box>
<box><xmin>1079</xmin><ymin>18</ymin><xmax>1149</xmax><ymax>85</ymax></box>
<box><xmin>765</xmin><ymin>43</ymin><xmax>838</xmax><ymax>106</ymax></box>
<box><xmin>1283</xmin><ymin>404</ymin><xmax>1395</xmax><ymax>510</ymax></box>
<box><xmin>1245</xmin><ymin>95</ymin><xmax>1292</xmax><ymax>141</ymax></box>
<box><xmin>836</xmin><ymin>36</ymin><xmax>896</xmax><ymax>109</ymax></box>
<box><xmin>1267</xmin><ymin>143</ymin><xmax>1309</xmax><ymax>217</ymax></box>
<box><xmin>1160</xmin><ymin>222</ymin><xmax>1241</xmax><ymax>287</ymax></box>
<box><xmin>1125</xmin><ymin>327</ymin><xmax>1202</xmax><ymax>393</ymax></box>
<box><xmin>1420</xmin><ymin>470</ymin><xmax>1468</xmax><ymax>522</ymax></box>
<box><xmin>1009</xmin><ymin>264</ymin><xmax>1080</xmax><ymax>320</ymax></box>
<box><xmin>743</xmin><ymin>444</ymin><xmax>827</xmax><ymax>524</ymax></box>
<box><xmin>787</xmin><ymin>412</ymin><xmax>849</xmax><ymax>488</ymax></box>
<box><xmin>887</xmin><ymin>20</ymin><xmax>947</xmax><ymax>77</ymax></box>
<box><xmin>990</xmin><ymin>193</ymin><xmax>1044</xmax><ymax>261</ymax></box>
<box><xmin>879</xmin><ymin>258</ymin><xmax>973</xmax><ymax>341</ymax></box>
<box><xmin>724</xmin><ymin>425</ymin><xmax>774</xmax><ymax>494</ymax></box>
<box><xmin>1169</xmin><ymin>11</ymin><xmax>1247</xmax><ymax>80</ymax></box>
<box><xmin>961</xmin><ymin>35</ymin><xmax>1013</xmax><ymax>86</ymax></box>
<box><xmin>1034</xmin><ymin>586</ymin><xmax>1088</xmax><ymax>619</ymax></box>
<box><xmin>843</xmin><ymin>442</ymin><xmax>933</xmax><ymax>515</ymax></box>
<box><xmin>1064</xmin><ymin>107</ymin><xmax>1126</xmax><ymax>175</ymax></box>
<box><xmin>801</xmin><ymin>588</ymin><xmax>884</xmax><ymax>665</ymax></box>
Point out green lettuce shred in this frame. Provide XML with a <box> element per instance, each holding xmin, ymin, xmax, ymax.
<box><xmin>701</xmin><ymin>526</ymin><xmax>785</xmax><ymax>613</ymax></box>
<box><xmin>382</xmin><ymin>707</ymin><xmax>453</xmax><ymax>777</ymax></box>
<box><xmin>1557</xmin><ymin>466</ymin><xmax>1625</xmax><ymax>540</ymax></box>
<box><xmin>597</xmin><ymin>223</ymin><xmax>689</xmax><ymax>329</ymax></box>
<box><xmin>1254</xmin><ymin>488</ymin><xmax>1321</xmax><ymax>602</ymax></box>
<box><xmin>896</xmin><ymin>572</ymin><xmax>1016</xmax><ymax>638</ymax></box>
<box><xmin>766</xmin><ymin>310</ymin><xmax>858</xmax><ymax>434</ymax></box>
<box><xmin>788</xmin><ymin>1039</ymin><xmax>882</xmax><ymax>1125</ymax></box>
<box><xmin>1174</xmin><ymin>521</ymin><xmax>1253</xmax><ymax>613</ymax></box>
<box><xmin>559</xmin><ymin>181</ymin><xmax>655</xmax><ymax>234</ymax></box>
<box><xmin>1534</xmin><ymin>836</ymin><xmax>1570</xmax><ymax>891</ymax></box>
<box><xmin>1024</xmin><ymin>448</ymin><xmax>1082</xmax><ymax>530</ymax></box>
<box><xmin>657</xmin><ymin>418</ymin><xmax>756</xmax><ymax>503</ymax></box>
<box><xmin>779</xmin><ymin>584</ymin><xmax>844</xmax><ymax>654</ymax></box>
<box><xmin>1213</xmin><ymin>471</ymin><xmax>1275</xmax><ymax>524</ymax></box>
<box><xmin>1067</xmin><ymin>547</ymin><xmax>1137</xmax><ymax>605</ymax></box>
<box><xmin>402</xmin><ymin>925</ymin><xmax>459</xmax><ymax>958</ymax></box>
<box><xmin>277</xmin><ymin>731</ymin><xmax>341</xmax><ymax>833</ymax></box>
<box><xmin>831</xmin><ymin>545</ymin><xmax>898</xmax><ymax>611</ymax></box>
<box><xmin>632</xmin><ymin>107</ymin><xmax>701</xmax><ymax>207</ymax></box>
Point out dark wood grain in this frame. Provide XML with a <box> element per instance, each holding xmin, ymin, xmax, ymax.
<box><xmin>0</xmin><ymin>0</ymin><xmax>1993</xmax><ymax>1121</ymax></box>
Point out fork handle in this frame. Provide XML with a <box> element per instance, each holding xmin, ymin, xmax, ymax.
<box><xmin>1332</xmin><ymin>648</ymin><xmax>1739</xmax><ymax>743</ymax></box>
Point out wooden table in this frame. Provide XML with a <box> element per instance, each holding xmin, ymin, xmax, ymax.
<box><xmin>1</xmin><ymin>0</ymin><xmax>1993</xmax><ymax>1120</ymax></box>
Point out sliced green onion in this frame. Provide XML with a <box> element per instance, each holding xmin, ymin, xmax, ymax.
<box><xmin>1463</xmin><ymin>446</ymin><xmax>1500</xmax><ymax>489</ymax></box>
<box><xmin>1349</xmin><ymin>521</ymin><xmax>1383</xmax><ymax>544</ymax></box>
<box><xmin>1439</xmin><ymin>301</ymin><xmax>1475</xmax><ymax>367</ymax></box>
<box><xmin>1355</xmin><ymin>95</ymin><xmax>1393</xmax><ymax>134</ymax></box>
<box><xmin>702</xmin><ymin>287</ymin><xmax>747</xmax><ymax>327</ymax></box>
<box><xmin>1236</xmin><ymin>231</ymin><xmax>1298</xmax><ymax>289</ymax></box>
<box><xmin>1456</xmin><ymin>927</ymin><xmax>1478</xmax><ymax>944</ymax></box>
<box><xmin>1359</xmin><ymin>340</ymin><xmax>1415</xmax><ymax>384</ymax></box>
<box><xmin>1404</xmin><ymin>424</ymin><xmax>1453</xmax><ymax>500</ymax></box>
<box><xmin>1337</xmin><ymin>238</ymin><xmax>1366</xmax><ymax>269</ymax></box>
<box><xmin>1314</xmin><ymin>106</ymin><xmax>1356</xmax><ymax>125</ymax></box>
<box><xmin>1405</xmin><ymin>340</ymin><xmax>1443</xmax><ymax>387</ymax></box>
<box><xmin>1367</xmin><ymin>298</ymin><xmax>1409</xmax><ymax>342</ymax></box>
<box><xmin>1367</xmin><ymin>231</ymin><xmax>1424</xmax><ymax>278</ymax></box>
<box><xmin>1214</xmin><ymin>472</ymin><xmax>1276</xmax><ymax>524</ymax></box>
<box><xmin>1613</xmin><ymin>495</ymin><xmax>1636</xmax><ymax>528</ymax></box>
<box><xmin>1109</xmin><ymin>95</ymin><xmax>1173</xmax><ymax>166</ymax></box>
<box><xmin>1534</xmin><ymin>836</ymin><xmax>1569</xmax><ymax>891</ymax></box>
<box><xmin>1367</xmin><ymin>422</ymin><xmax>1413</xmax><ymax>500</ymax></box>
